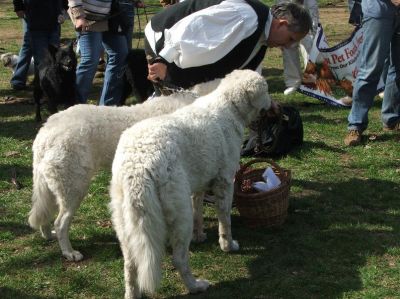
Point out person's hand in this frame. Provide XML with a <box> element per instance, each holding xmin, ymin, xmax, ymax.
<box><xmin>391</xmin><ymin>0</ymin><xmax>400</xmax><ymax>7</ymax></box>
<box><xmin>58</xmin><ymin>14</ymin><xmax>65</xmax><ymax>24</ymax></box>
<box><xmin>147</xmin><ymin>62</ymin><xmax>167</xmax><ymax>82</ymax></box>
<box><xmin>135</xmin><ymin>1</ymin><xmax>145</xmax><ymax>8</ymax></box>
<box><xmin>15</xmin><ymin>10</ymin><xmax>25</xmax><ymax>18</ymax></box>
<box><xmin>75</xmin><ymin>17</ymin><xmax>90</xmax><ymax>32</ymax></box>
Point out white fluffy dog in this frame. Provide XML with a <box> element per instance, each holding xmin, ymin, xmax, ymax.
<box><xmin>110</xmin><ymin>69</ymin><xmax>271</xmax><ymax>298</ymax></box>
<box><xmin>28</xmin><ymin>80</ymin><xmax>218</xmax><ymax>262</ymax></box>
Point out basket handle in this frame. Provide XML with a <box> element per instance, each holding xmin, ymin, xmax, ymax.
<box><xmin>236</xmin><ymin>158</ymin><xmax>285</xmax><ymax>183</ymax></box>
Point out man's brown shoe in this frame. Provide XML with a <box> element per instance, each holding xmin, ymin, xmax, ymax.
<box><xmin>383</xmin><ymin>122</ymin><xmax>400</xmax><ymax>132</ymax></box>
<box><xmin>344</xmin><ymin>130</ymin><xmax>362</xmax><ymax>146</ymax></box>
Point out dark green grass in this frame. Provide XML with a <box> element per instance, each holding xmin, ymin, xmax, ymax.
<box><xmin>1</xmin><ymin>1</ymin><xmax>400</xmax><ymax>298</ymax></box>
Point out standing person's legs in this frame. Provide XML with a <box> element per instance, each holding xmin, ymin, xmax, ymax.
<box><xmin>345</xmin><ymin>16</ymin><xmax>394</xmax><ymax>145</ymax></box>
<box><xmin>75</xmin><ymin>31</ymin><xmax>103</xmax><ymax>103</ymax></box>
<box><xmin>381</xmin><ymin>19</ymin><xmax>400</xmax><ymax>129</ymax></box>
<box><xmin>99</xmin><ymin>32</ymin><xmax>128</xmax><ymax>106</ymax></box>
<box><xmin>30</xmin><ymin>27</ymin><xmax>60</xmax><ymax>69</ymax></box>
<box><xmin>119</xmin><ymin>0</ymin><xmax>135</xmax><ymax>49</ymax></box>
<box><xmin>11</xmin><ymin>20</ymin><xmax>33</xmax><ymax>90</ymax></box>
<box><xmin>347</xmin><ymin>0</ymin><xmax>355</xmax><ymax>12</ymax></box>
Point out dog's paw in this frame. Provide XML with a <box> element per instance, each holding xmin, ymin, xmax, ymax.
<box><xmin>219</xmin><ymin>238</ymin><xmax>240</xmax><ymax>252</ymax></box>
<box><xmin>124</xmin><ymin>288</ymin><xmax>141</xmax><ymax>299</ymax></box>
<box><xmin>63</xmin><ymin>250</ymin><xmax>84</xmax><ymax>262</ymax></box>
<box><xmin>40</xmin><ymin>226</ymin><xmax>56</xmax><ymax>240</ymax></box>
<box><xmin>189</xmin><ymin>279</ymin><xmax>210</xmax><ymax>293</ymax></box>
<box><xmin>192</xmin><ymin>231</ymin><xmax>207</xmax><ymax>243</ymax></box>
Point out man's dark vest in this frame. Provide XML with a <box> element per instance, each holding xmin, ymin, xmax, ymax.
<box><xmin>149</xmin><ymin>0</ymin><xmax>269</xmax><ymax>88</ymax></box>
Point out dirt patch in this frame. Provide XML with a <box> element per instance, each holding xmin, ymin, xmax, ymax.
<box><xmin>319</xmin><ymin>5</ymin><xmax>355</xmax><ymax>44</ymax></box>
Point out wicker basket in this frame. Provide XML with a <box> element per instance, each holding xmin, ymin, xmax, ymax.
<box><xmin>234</xmin><ymin>158</ymin><xmax>291</xmax><ymax>228</ymax></box>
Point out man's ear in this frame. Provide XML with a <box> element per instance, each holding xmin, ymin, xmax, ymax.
<box><xmin>277</xmin><ymin>19</ymin><xmax>289</xmax><ymax>28</ymax></box>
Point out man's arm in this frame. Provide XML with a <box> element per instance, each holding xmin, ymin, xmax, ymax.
<box><xmin>157</xmin><ymin>0</ymin><xmax>258</xmax><ymax>69</ymax></box>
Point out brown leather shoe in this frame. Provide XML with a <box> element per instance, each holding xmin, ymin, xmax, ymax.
<box><xmin>344</xmin><ymin>130</ymin><xmax>362</xmax><ymax>146</ymax></box>
<box><xmin>383</xmin><ymin>122</ymin><xmax>400</xmax><ymax>132</ymax></box>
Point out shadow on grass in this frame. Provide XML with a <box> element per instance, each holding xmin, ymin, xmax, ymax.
<box><xmin>0</xmin><ymin>221</ymin><xmax>32</xmax><ymax>238</ymax></box>
<box><xmin>170</xmin><ymin>177</ymin><xmax>400</xmax><ymax>299</ymax></box>
<box><xmin>0</xmin><ymin>287</ymin><xmax>56</xmax><ymax>299</ymax></box>
<box><xmin>0</xmin><ymin>100</ymin><xmax>35</xmax><ymax>118</ymax></box>
<box><xmin>262</xmin><ymin>67</ymin><xmax>285</xmax><ymax>94</ymax></box>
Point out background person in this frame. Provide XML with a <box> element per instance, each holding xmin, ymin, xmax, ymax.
<box><xmin>68</xmin><ymin>0</ymin><xmax>129</xmax><ymax>106</ymax></box>
<box><xmin>344</xmin><ymin>0</ymin><xmax>400</xmax><ymax>146</ymax></box>
<box><xmin>9</xmin><ymin>16</ymin><xmax>33</xmax><ymax>91</ymax></box>
<box><xmin>11</xmin><ymin>0</ymin><xmax>63</xmax><ymax>90</ymax></box>
<box><xmin>144</xmin><ymin>0</ymin><xmax>312</xmax><ymax>95</ymax></box>
<box><xmin>277</xmin><ymin>0</ymin><xmax>319</xmax><ymax>96</ymax></box>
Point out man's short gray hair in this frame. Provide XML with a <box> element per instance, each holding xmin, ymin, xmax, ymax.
<box><xmin>271</xmin><ymin>2</ymin><xmax>312</xmax><ymax>34</ymax></box>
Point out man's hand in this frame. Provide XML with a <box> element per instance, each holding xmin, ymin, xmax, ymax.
<box><xmin>16</xmin><ymin>10</ymin><xmax>24</xmax><ymax>18</ymax></box>
<box><xmin>135</xmin><ymin>0</ymin><xmax>145</xmax><ymax>8</ymax></box>
<box><xmin>75</xmin><ymin>17</ymin><xmax>90</xmax><ymax>32</ymax></box>
<box><xmin>147</xmin><ymin>62</ymin><xmax>167</xmax><ymax>82</ymax></box>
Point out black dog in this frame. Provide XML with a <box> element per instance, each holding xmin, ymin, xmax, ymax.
<box><xmin>34</xmin><ymin>41</ymin><xmax>77</xmax><ymax>121</ymax></box>
<box><xmin>120</xmin><ymin>48</ymin><xmax>154</xmax><ymax>105</ymax></box>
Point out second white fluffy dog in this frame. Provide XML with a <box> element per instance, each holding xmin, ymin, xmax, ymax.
<box><xmin>28</xmin><ymin>80</ymin><xmax>218</xmax><ymax>262</ymax></box>
<box><xmin>110</xmin><ymin>69</ymin><xmax>271</xmax><ymax>298</ymax></box>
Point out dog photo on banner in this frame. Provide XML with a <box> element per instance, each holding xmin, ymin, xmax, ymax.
<box><xmin>298</xmin><ymin>23</ymin><xmax>384</xmax><ymax>107</ymax></box>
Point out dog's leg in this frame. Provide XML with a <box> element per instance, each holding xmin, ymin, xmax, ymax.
<box><xmin>167</xmin><ymin>190</ymin><xmax>209</xmax><ymax>293</ymax></box>
<box><xmin>122</xmin><ymin>246</ymin><xmax>141</xmax><ymax>299</ymax></box>
<box><xmin>120</xmin><ymin>72</ymin><xmax>133</xmax><ymax>106</ymax></box>
<box><xmin>40</xmin><ymin>225</ymin><xmax>56</xmax><ymax>240</ymax></box>
<box><xmin>54</xmin><ymin>204</ymin><xmax>84</xmax><ymax>261</ymax></box>
<box><xmin>46</xmin><ymin>89</ymin><xmax>58</xmax><ymax>115</ymax></box>
<box><xmin>33</xmin><ymin>71</ymin><xmax>43</xmax><ymax>122</ymax></box>
<box><xmin>213</xmin><ymin>181</ymin><xmax>239</xmax><ymax>252</ymax></box>
<box><xmin>191</xmin><ymin>192</ymin><xmax>207</xmax><ymax>243</ymax></box>
<box><xmin>53</xmin><ymin>177</ymin><xmax>91</xmax><ymax>262</ymax></box>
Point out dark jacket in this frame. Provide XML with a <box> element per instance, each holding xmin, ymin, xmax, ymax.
<box><xmin>148</xmin><ymin>0</ymin><xmax>269</xmax><ymax>88</ymax></box>
<box><xmin>13</xmin><ymin>0</ymin><xmax>61</xmax><ymax>31</ymax></box>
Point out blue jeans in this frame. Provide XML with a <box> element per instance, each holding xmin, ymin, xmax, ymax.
<box><xmin>10</xmin><ymin>20</ymin><xmax>33</xmax><ymax>88</ymax></box>
<box><xmin>348</xmin><ymin>15</ymin><xmax>400</xmax><ymax>131</ymax></box>
<box><xmin>119</xmin><ymin>0</ymin><xmax>135</xmax><ymax>49</ymax></box>
<box><xmin>30</xmin><ymin>26</ymin><xmax>61</xmax><ymax>69</ymax></box>
<box><xmin>76</xmin><ymin>31</ymin><xmax>128</xmax><ymax>105</ymax></box>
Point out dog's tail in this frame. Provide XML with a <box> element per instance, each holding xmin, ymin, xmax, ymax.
<box><xmin>110</xmin><ymin>167</ymin><xmax>166</xmax><ymax>294</ymax></box>
<box><xmin>28</xmin><ymin>164</ymin><xmax>57</xmax><ymax>231</ymax></box>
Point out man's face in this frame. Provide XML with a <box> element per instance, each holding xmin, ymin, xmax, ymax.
<box><xmin>267</xmin><ymin>19</ymin><xmax>307</xmax><ymax>48</ymax></box>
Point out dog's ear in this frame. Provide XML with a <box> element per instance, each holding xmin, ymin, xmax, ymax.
<box><xmin>47</xmin><ymin>44</ymin><xmax>59</xmax><ymax>60</ymax></box>
<box><xmin>67</xmin><ymin>40</ymin><xmax>75</xmax><ymax>53</ymax></box>
<box><xmin>242</xmin><ymin>73</ymin><xmax>270</xmax><ymax>111</ymax></box>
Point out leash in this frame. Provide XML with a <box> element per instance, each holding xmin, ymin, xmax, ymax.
<box><xmin>154</xmin><ymin>81</ymin><xmax>200</xmax><ymax>98</ymax></box>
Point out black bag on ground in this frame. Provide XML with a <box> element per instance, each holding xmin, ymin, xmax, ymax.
<box><xmin>241</xmin><ymin>106</ymin><xmax>303</xmax><ymax>157</ymax></box>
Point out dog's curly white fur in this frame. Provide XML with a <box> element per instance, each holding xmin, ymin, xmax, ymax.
<box><xmin>29</xmin><ymin>80</ymin><xmax>218</xmax><ymax>262</ymax></box>
<box><xmin>109</xmin><ymin>70</ymin><xmax>271</xmax><ymax>298</ymax></box>
<box><xmin>1</xmin><ymin>52</ymin><xmax>34</xmax><ymax>75</ymax></box>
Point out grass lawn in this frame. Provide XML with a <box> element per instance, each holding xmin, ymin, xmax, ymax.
<box><xmin>1</xmin><ymin>0</ymin><xmax>400</xmax><ymax>298</ymax></box>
